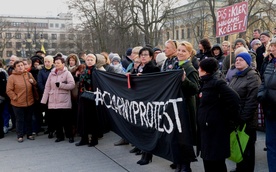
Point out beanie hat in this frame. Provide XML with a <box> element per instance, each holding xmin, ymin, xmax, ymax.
<box><xmin>153</xmin><ymin>47</ymin><xmax>161</xmax><ymax>52</ymax></box>
<box><xmin>234</xmin><ymin>38</ymin><xmax>247</xmax><ymax>47</ymax></box>
<box><xmin>199</xmin><ymin>57</ymin><xmax>219</xmax><ymax>74</ymax></box>
<box><xmin>111</xmin><ymin>55</ymin><xmax>121</xmax><ymax>63</ymax></box>
<box><xmin>126</xmin><ymin>48</ymin><xmax>132</xmax><ymax>56</ymax></box>
<box><xmin>236</xmin><ymin>52</ymin><xmax>251</xmax><ymax>66</ymax></box>
<box><xmin>260</xmin><ymin>31</ymin><xmax>270</xmax><ymax>38</ymax></box>
<box><xmin>250</xmin><ymin>39</ymin><xmax>262</xmax><ymax>48</ymax></box>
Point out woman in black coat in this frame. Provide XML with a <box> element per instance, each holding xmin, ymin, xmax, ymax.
<box><xmin>75</xmin><ymin>54</ymin><xmax>100</xmax><ymax>147</ymax></box>
<box><xmin>228</xmin><ymin>52</ymin><xmax>261</xmax><ymax>172</ymax></box>
<box><xmin>197</xmin><ymin>58</ymin><xmax>240</xmax><ymax>172</ymax></box>
<box><xmin>132</xmin><ymin>47</ymin><xmax>159</xmax><ymax>165</ymax></box>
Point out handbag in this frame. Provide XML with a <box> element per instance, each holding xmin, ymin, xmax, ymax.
<box><xmin>80</xmin><ymin>90</ymin><xmax>95</xmax><ymax>101</ymax></box>
<box><xmin>228</xmin><ymin>124</ymin><xmax>249</xmax><ymax>163</ymax></box>
<box><xmin>27</xmin><ymin>72</ymin><xmax>39</xmax><ymax>101</ymax></box>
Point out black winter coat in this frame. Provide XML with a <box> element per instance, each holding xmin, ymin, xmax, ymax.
<box><xmin>37</xmin><ymin>66</ymin><xmax>54</xmax><ymax>96</ymax></box>
<box><xmin>258</xmin><ymin>59</ymin><xmax>276</xmax><ymax>118</ymax></box>
<box><xmin>229</xmin><ymin>67</ymin><xmax>261</xmax><ymax>130</ymax></box>
<box><xmin>198</xmin><ymin>74</ymin><xmax>240</xmax><ymax>161</ymax></box>
<box><xmin>135</xmin><ymin>60</ymin><xmax>160</xmax><ymax>74</ymax></box>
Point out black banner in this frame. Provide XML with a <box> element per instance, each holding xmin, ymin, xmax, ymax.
<box><xmin>92</xmin><ymin>70</ymin><xmax>194</xmax><ymax>163</ymax></box>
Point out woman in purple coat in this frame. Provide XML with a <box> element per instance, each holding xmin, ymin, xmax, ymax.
<box><xmin>41</xmin><ymin>56</ymin><xmax>75</xmax><ymax>143</ymax></box>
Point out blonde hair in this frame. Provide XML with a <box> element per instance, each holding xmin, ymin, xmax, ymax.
<box><xmin>44</xmin><ymin>55</ymin><xmax>54</xmax><ymax>63</ymax></box>
<box><xmin>86</xmin><ymin>54</ymin><xmax>96</xmax><ymax>61</ymax></box>
<box><xmin>179</xmin><ymin>41</ymin><xmax>196</xmax><ymax>57</ymax></box>
<box><xmin>132</xmin><ymin>46</ymin><xmax>143</xmax><ymax>55</ymax></box>
<box><xmin>234</xmin><ymin>47</ymin><xmax>248</xmax><ymax>56</ymax></box>
<box><xmin>222</xmin><ymin>41</ymin><xmax>231</xmax><ymax>46</ymax></box>
<box><xmin>166</xmin><ymin>39</ymin><xmax>179</xmax><ymax>50</ymax></box>
<box><xmin>101</xmin><ymin>52</ymin><xmax>111</xmax><ymax>65</ymax></box>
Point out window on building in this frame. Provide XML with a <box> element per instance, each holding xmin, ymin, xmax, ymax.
<box><xmin>6</xmin><ymin>51</ymin><xmax>12</xmax><ymax>57</ymax></box>
<box><xmin>15</xmin><ymin>33</ymin><xmax>21</xmax><ymax>39</ymax></box>
<box><xmin>43</xmin><ymin>34</ymin><xmax>48</xmax><ymax>39</ymax></box>
<box><xmin>187</xmin><ymin>28</ymin><xmax>191</xmax><ymax>38</ymax></box>
<box><xmin>60</xmin><ymin>34</ymin><xmax>66</xmax><ymax>39</ymax></box>
<box><xmin>16</xmin><ymin>42</ymin><xmax>21</xmax><ymax>49</ymax></box>
<box><xmin>6</xmin><ymin>42</ymin><xmax>12</xmax><ymax>48</ymax></box>
<box><xmin>6</xmin><ymin>33</ymin><xmax>12</xmax><ymax>39</ymax></box>
<box><xmin>0</xmin><ymin>33</ymin><xmax>2</xmax><ymax>39</ymax></box>
<box><xmin>69</xmin><ymin>43</ymin><xmax>75</xmax><ymax>48</ymax></box>
<box><xmin>50</xmin><ymin>23</ymin><xmax>54</xmax><ymax>27</ymax></box>
<box><xmin>167</xmin><ymin>32</ymin><xmax>170</xmax><ymax>40</ymax></box>
<box><xmin>51</xmin><ymin>34</ymin><xmax>57</xmax><ymax>40</ymax></box>
<box><xmin>61</xmin><ymin>24</ymin><xmax>65</xmax><ymax>28</ymax></box>
<box><xmin>16</xmin><ymin>51</ymin><xmax>21</xmax><ymax>57</ymax></box>
<box><xmin>176</xmin><ymin>30</ymin><xmax>179</xmax><ymax>40</ymax></box>
<box><xmin>55</xmin><ymin>23</ymin><xmax>59</xmax><ymax>28</ymax></box>
<box><xmin>68</xmin><ymin>34</ymin><xmax>74</xmax><ymax>40</ymax></box>
<box><xmin>44</xmin><ymin>43</ymin><xmax>48</xmax><ymax>49</ymax></box>
<box><xmin>181</xmin><ymin>29</ymin><xmax>185</xmax><ymax>39</ymax></box>
<box><xmin>52</xmin><ymin>43</ymin><xmax>57</xmax><ymax>48</ymax></box>
<box><xmin>197</xmin><ymin>26</ymin><xmax>200</xmax><ymax>36</ymax></box>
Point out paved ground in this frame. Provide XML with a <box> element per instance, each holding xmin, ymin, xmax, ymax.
<box><xmin>0</xmin><ymin>130</ymin><xmax>268</xmax><ymax>172</ymax></box>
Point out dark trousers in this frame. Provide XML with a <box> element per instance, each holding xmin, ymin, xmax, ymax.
<box><xmin>12</xmin><ymin>105</ymin><xmax>34</xmax><ymax>138</ymax></box>
<box><xmin>32</xmin><ymin>102</ymin><xmax>43</xmax><ymax>133</ymax></box>
<box><xmin>203</xmin><ymin>159</ymin><xmax>227</xmax><ymax>172</ymax></box>
<box><xmin>49</xmin><ymin>109</ymin><xmax>73</xmax><ymax>139</ymax></box>
<box><xmin>0</xmin><ymin>102</ymin><xmax>4</xmax><ymax>137</ymax></box>
<box><xmin>8</xmin><ymin>102</ymin><xmax>16</xmax><ymax>128</ymax></box>
<box><xmin>236</xmin><ymin>129</ymin><xmax>256</xmax><ymax>172</ymax></box>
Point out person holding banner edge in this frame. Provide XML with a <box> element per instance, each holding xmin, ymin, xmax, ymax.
<box><xmin>173</xmin><ymin>41</ymin><xmax>200</xmax><ymax>172</ymax></box>
<box><xmin>132</xmin><ymin>46</ymin><xmax>160</xmax><ymax>165</ymax></box>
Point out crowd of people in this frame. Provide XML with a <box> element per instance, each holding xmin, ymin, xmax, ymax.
<box><xmin>0</xmin><ymin>28</ymin><xmax>276</xmax><ymax>172</ymax></box>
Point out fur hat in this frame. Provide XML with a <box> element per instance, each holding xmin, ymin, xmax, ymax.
<box><xmin>111</xmin><ymin>55</ymin><xmax>121</xmax><ymax>63</ymax></box>
<box><xmin>250</xmin><ymin>39</ymin><xmax>261</xmax><ymax>48</ymax></box>
<box><xmin>234</xmin><ymin>38</ymin><xmax>247</xmax><ymax>48</ymax></box>
<box><xmin>236</xmin><ymin>52</ymin><xmax>251</xmax><ymax>66</ymax></box>
<box><xmin>199</xmin><ymin>57</ymin><xmax>219</xmax><ymax>74</ymax></box>
<box><xmin>156</xmin><ymin>53</ymin><xmax>167</xmax><ymax>67</ymax></box>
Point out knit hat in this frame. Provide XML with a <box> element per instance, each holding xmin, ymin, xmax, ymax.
<box><xmin>199</xmin><ymin>57</ymin><xmax>219</xmax><ymax>74</ymax></box>
<box><xmin>260</xmin><ymin>31</ymin><xmax>270</xmax><ymax>38</ymax></box>
<box><xmin>234</xmin><ymin>38</ymin><xmax>247</xmax><ymax>47</ymax></box>
<box><xmin>236</xmin><ymin>52</ymin><xmax>251</xmax><ymax>66</ymax></box>
<box><xmin>111</xmin><ymin>55</ymin><xmax>121</xmax><ymax>63</ymax></box>
<box><xmin>153</xmin><ymin>47</ymin><xmax>162</xmax><ymax>52</ymax></box>
<box><xmin>250</xmin><ymin>39</ymin><xmax>262</xmax><ymax>48</ymax></box>
<box><xmin>126</xmin><ymin>48</ymin><xmax>132</xmax><ymax>56</ymax></box>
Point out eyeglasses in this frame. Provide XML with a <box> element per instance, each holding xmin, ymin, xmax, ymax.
<box><xmin>140</xmin><ymin>54</ymin><xmax>149</xmax><ymax>57</ymax></box>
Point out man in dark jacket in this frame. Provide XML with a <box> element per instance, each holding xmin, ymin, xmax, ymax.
<box><xmin>121</xmin><ymin>48</ymin><xmax>132</xmax><ymax>70</ymax></box>
<box><xmin>256</xmin><ymin>31</ymin><xmax>271</xmax><ymax>72</ymax></box>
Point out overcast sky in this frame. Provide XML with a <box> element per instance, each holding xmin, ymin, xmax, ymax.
<box><xmin>0</xmin><ymin>0</ymin><xmax>69</xmax><ymax>17</ymax></box>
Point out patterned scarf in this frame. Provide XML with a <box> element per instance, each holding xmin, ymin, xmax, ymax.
<box><xmin>79</xmin><ymin>66</ymin><xmax>94</xmax><ymax>92</ymax></box>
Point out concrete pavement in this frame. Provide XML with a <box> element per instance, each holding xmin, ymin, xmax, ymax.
<box><xmin>0</xmin><ymin>130</ymin><xmax>268</xmax><ymax>172</ymax></box>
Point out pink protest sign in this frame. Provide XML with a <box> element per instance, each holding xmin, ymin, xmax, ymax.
<box><xmin>216</xmin><ymin>1</ymin><xmax>248</xmax><ymax>37</ymax></box>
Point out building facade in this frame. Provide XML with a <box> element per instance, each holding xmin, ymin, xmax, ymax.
<box><xmin>0</xmin><ymin>13</ymin><xmax>74</xmax><ymax>59</ymax></box>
